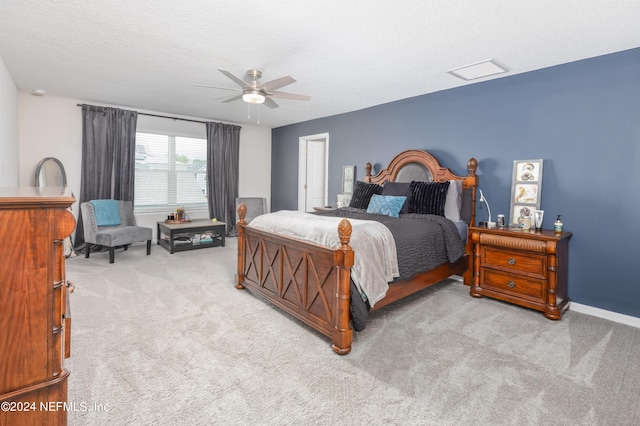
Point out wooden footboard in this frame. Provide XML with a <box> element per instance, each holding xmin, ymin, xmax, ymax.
<box><xmin>236</xmin><ymin>203</ymin><xmax>355</xmax><ymax>355</ymax></box>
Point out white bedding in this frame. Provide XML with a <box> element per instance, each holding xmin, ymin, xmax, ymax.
<box><xmin>248</xmin><ymin>210</ymin><xmax>398</xmax><ymax>307</ymax></box>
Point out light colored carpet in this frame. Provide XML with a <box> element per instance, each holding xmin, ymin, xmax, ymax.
<box><xmin>65</xmin><ymin>239</ymin><xmax>640</xmax><ymax>425</ymax></box>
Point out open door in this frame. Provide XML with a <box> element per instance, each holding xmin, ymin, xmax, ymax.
<box><xmin>298</xmin><ymin>134</ymin><xmax>329</xmax><ymax>212</ymax></box>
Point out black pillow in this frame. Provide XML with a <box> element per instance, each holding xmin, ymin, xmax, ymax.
<box><xmin>349</xmin><ymin>181</ymin><xmax>383</xmax><ymax>209</ymax></box>
<box><xmin>381</xmin><ymin>181</ymin><xmax>411</xmax><ymax>214</ymax></box>
<box><xmin>409</xmin><ymin>181</ymin><xmax>450</xmax><ymax>216</ymax></box>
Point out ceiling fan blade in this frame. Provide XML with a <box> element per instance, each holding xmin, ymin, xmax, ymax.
<box><xmin>270</xmin><ymin>91</ymin><xmax>311</xmax><ymax>101</ymax></box>
<box><xmin>190</xmin><ymin>82</ymin><xmax>240</xmax><ymax>91</ymax></box>
<box><xmin>263</xmin><ymin>97</ymin><xmax>279</xmax><ymax>109</ymax></box>
<box><xmin>222</xmin><ymin>94</ymin><xmax>243</xmax><ymax>103</ymax></box>
<box><xmin>261</xmin><ymin>75</ymin><xmax>296</xmax><ymax>92</ymax></box>
<box><xmin>218</xmin><ymin>69</ymin><xmax>250</xmax><ymax>88</ymax></box>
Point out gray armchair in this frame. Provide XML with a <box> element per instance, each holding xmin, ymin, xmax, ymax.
<box><xmin>80</xmin><ymin>200</ymin><xmax>152</xmax><ymax>263</ymax></box>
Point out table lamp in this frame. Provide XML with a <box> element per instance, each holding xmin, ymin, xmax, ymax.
<box><xmin>478</xmin><ymin>189</ymin><xmax>496</xmax><ymax>228</ymax></box>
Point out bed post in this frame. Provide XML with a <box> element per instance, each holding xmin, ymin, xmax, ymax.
<box><xmin>364</xmin><ymin>162</ymin><xmax>373</xmax><ymax>182</ymax></box>
<box><xmin>332</xmin><ymin>218</ymin><xmax>354</xmax><ymax>355</ymax></box>
<box><xmin>235</xmin><ymin>203</ymin><xmax>247</xmax><ymax>289</ymax></box>
<box><xmin>463</xmin><ymin>158</ymin><xmax>478</xmax><ymax>285</ymax></box>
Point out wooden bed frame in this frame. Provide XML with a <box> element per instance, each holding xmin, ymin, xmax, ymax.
<box><xmin>235</xmin><ymin>150</ymin><xmax>478</xmax><ymax>354</ymax></box>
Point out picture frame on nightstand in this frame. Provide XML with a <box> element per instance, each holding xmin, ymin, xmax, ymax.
<box><xmin>336</xmin><ymin>193</ymin><xmax>351</xmax><ymax>208</ymax></box>
<box><xmin>510</xmin><ymin>159</ymin><xmax>543</xmax><ymax>225</ymax></box>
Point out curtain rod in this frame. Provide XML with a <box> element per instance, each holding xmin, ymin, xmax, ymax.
<box><xmin>76</xmin><ymin>104</ymin><xmax>207</xmax><ymax>124</ymax></box>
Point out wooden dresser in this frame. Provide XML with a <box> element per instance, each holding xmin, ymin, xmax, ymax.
<box><xmin>470</xmin><ymin>225</ymin><xmax>572</xmax><ymax>320</ymax></box>
<box><xmin>0</xmin><ymin>187</ymin><xmax>76</xmax><ymax>426</ymax></box>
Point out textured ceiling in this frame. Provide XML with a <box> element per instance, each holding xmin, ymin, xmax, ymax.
<box><xmin>2</xmin><ymin>1</ymin><xmax>640</xmax><ymax>128</ymax></box>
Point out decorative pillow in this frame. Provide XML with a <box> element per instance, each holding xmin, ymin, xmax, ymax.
<box><xmin>366</xmin><ymin>194</ymin><xmax>407</xmax><ymax>218</ymax></box>
<box><xmin>409</xmin><ymin>181</ymin><xmax>450</xmax><ymax>216</ymax></box>
<box><xmin>90</xmin><ymin>199</ymin><xmax>122</xmax><ymax>226</ymax></box>
<box><xmin>349</xmin><ymin>181</ymin><xmax>383</xmax><ymax>209</ymax></box>
<box><xmin>381</xmin><ymin>181</ymin><xmax>411</xmax><ymax>214</ymax></box>
<box><xmin>444</xmin><ymin>180</ymin><xmax>463</xmax><ymax>221</ymax></box>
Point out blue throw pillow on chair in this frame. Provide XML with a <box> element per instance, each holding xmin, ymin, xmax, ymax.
<box><xmin>90</xmin><ymin>200</ymin><xmax>122</xmax><ymax>226</ymax></box>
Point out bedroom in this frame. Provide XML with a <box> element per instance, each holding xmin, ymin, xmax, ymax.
<box><xmin>2</xmin><ymin>2</ymin><xmax>638</xmax><ymax>323</ymax></box>
<box><xmin>2</xmin><ymin>2</ymin><xmax>640</xmax><ymax>425</ymax></box>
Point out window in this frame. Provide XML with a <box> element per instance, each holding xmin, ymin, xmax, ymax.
<box><xmin>134</xmin><ymin>132</ymin><xmax>207</xmax><ymax>209</ymax></box>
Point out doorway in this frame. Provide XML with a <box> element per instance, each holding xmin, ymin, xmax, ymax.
<box><xmin>298</xmin><ymin>133</ymin><xmax>329</xmax><ymax>212</ymax></box>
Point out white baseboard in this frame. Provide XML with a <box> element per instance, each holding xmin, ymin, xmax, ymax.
<box><xmin>570</xmin><ymin>303</ymin><xmax>640</xmax><ymax>329</ymax></box>
<box><xmin>450</xmin><ymin>275</ymin><xmax>640</xmax><ymax>329</ymax></box>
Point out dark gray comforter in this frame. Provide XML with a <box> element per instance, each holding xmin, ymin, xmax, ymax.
<box><xmin>314</xmin><ymin>207</ymin><xmax>466</xmax><ymax>330</ymax></box>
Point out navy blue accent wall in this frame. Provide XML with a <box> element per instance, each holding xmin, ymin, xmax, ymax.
<box><xmin>271</xmin><ymin>47</ymin><xmax>640</xmax><ymax>318</ymax></box>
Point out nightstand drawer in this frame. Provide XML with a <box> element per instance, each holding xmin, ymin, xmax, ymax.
<box><xmin>483</xmin><ymin>269</ymin><xmax>545</xmax><ymax>300</ymax></box>
<box><xmin>483</xmin><ymin>247</ymin><xmax>547</xmax><ymax>278</ymax></box>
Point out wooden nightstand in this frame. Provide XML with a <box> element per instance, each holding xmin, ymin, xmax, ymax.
<box><xmin>470</xmin><ymin>226</ymin><xmax>572</xmax><ymax>320</ymax></box>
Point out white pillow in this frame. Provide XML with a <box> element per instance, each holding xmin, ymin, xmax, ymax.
<box><xmin>444</xmin><ymin>180</ymin><xmax>462</xmax><ymax>221</ymax></box>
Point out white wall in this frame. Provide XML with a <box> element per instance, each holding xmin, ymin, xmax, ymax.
<box><xmin>18</xmin><ymin>94</ymin><xmax>82</xmax><ymax>190</ymax></box>
<box><xmin>18</xmin><ymin>93</ymin><xmax>271</xmax><ymax>239</ymax></box>
<box><xmin>0</xmin><ymin>57</ymin><xmax>18</xmax><ymax>186</ymax></box>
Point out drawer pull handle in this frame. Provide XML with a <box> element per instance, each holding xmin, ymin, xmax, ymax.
<box><xmin>508</xmin><ymin>258</ymin><xmax>516</xmax><ymax>266</ymax></box>
<box><xmin>508</xmin><ymin>281</ymin><xmax>516</xmax><ymax>289</ymax></box>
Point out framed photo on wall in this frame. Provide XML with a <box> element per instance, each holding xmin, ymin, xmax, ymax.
<box><xmin>510</xmin><ymin>159</ymin><xmax>543</xmax><ymax>225</ymax></box>
<box><xmin>342</xmin><ymin>165</ymin><xmax>355</xmax><ymax>194</ymax></box>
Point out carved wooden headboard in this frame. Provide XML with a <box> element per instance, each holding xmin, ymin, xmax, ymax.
<box><xmin>363</xmin><ymin>149</ymin><xmax>478</xmax><ymax>225</ymax></box>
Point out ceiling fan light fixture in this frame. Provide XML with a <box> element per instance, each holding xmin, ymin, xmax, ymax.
<box><xmin>242</xmin><ymin>90</ymin><xmax>265</xmax><ymax>104</ymax></box>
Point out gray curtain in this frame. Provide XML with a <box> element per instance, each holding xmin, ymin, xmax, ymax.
<box><xmin>74</xmin><ymin>105</ymin><xmax>138</xmax><ymax>249</ymax></box>
<box><xmin>206</xmin><ymin>122</ymin><xmax>241</xmax><ymax>236</ymax></box>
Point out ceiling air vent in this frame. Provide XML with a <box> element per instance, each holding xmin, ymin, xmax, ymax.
<box><xmin>447</xmin><ymin>59</ymin><xmax>509</xmax><ymax>81</ymax></box>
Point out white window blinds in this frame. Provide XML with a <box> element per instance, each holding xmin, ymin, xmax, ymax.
<box><xmin>134</xmin><ymin>132</ymin><xmax>207</xmax><ymax>209</ymax></box>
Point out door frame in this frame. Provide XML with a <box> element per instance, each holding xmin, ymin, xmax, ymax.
<box><xmin>298</xmin><ymin>133</ymin><xmax>329</xmax><ymax>211</ymax></box>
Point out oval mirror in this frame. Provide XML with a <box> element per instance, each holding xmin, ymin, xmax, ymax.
<box><xmin>35</xmin><ymin>157</ymin><xmax>67</xmax><ymax>188</ymax></box>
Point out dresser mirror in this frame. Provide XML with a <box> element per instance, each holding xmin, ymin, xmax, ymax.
<box><xmin>35</xmin><ymin>157</ymin><xmax>67</xmax><ymax>187</ymax></box>
<box><xmin>35</xmin><ymin>157</ymin><xmax>74</xmax><ymax>257</ymax></box>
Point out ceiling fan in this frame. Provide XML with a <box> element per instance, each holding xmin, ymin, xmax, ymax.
<box><xmin>191</xmin><ymin>69</ymin><xmax>311</xmax><ymax>109</ymax></box>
